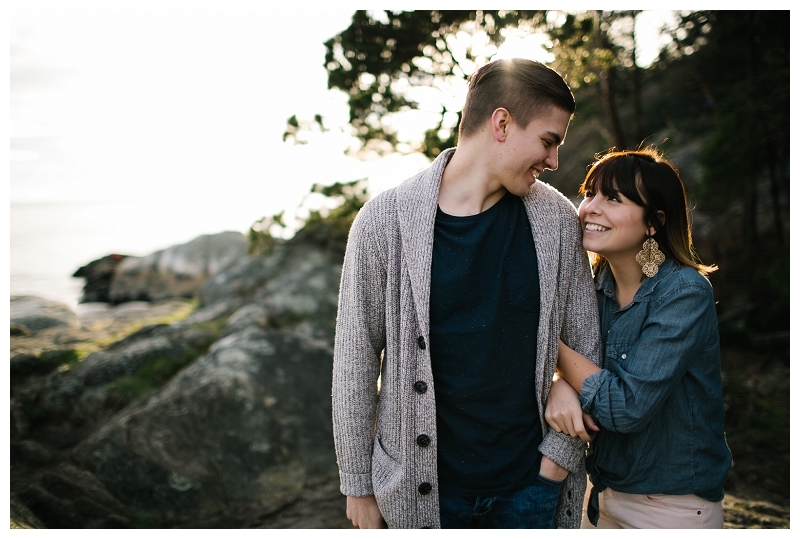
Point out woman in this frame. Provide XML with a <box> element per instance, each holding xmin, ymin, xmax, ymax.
<box><xmin>545</xmin><ymin>147</ymin><xmax>732</xmax><ymax>529</ymax></box>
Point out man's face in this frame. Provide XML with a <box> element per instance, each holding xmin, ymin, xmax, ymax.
<box><xmin>497</xmin><ymin>107</ymin><xmax>571</xmax><ymax>197</ymax></box>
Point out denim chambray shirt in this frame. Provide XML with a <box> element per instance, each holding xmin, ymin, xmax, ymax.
<box><xmin>580</xmin><ymin>259</ymin><xmax>732</xmax><ymax>525</ymax></box>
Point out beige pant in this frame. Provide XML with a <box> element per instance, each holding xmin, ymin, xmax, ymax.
<box><xmin>580</xmin><ymin>485</ymin><xmax>724</xmax><ymax>529</ymax></box>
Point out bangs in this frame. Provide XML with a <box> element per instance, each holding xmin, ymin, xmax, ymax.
<box><xmin>580</xmin><ymin>153</ymin><xmax>646</xmax><ymax>206</ymax></box>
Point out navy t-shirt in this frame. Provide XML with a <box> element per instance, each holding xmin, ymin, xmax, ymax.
<box><xmin>430</xmin><ymin>191</ymin><xmax>543</xmax><ymax>496</ymax></box>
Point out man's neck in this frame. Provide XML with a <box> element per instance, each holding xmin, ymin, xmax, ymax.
<box><xmin>438</xmin><ymin>140</ymin><xmax>507</xmax><ymax>216</ymax></box>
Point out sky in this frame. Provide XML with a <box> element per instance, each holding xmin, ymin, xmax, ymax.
<box><xmin>6</xmin><ymin>3</ymin><xmax>691</xmax><ymax>310</ymax></box>
<box><xmin>10</xmin><ymin>6</ymin><xmax>678</xmax><ymax>212</ymax></box>
<box><xmin>9</xmin><ymin>7</ymin><xmax>412</xmax><ymax>214</ymax></box>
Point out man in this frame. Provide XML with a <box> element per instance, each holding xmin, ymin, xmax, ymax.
<box><xmin>332</xmin><ymin>58</ymin><xmax>602</xmax><ymax>529</ymax></box>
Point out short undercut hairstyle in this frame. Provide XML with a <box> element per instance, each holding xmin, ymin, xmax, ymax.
<box><xmin>458</xmin><ymin>58</ymin><xmax>575</xmax><ymax>141</ymax></box>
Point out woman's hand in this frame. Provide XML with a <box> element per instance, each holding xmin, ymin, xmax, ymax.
<box><xmin>546</xmin><ymin>378</ymin><xmax>600</xmax><ymax>442</ymax></box>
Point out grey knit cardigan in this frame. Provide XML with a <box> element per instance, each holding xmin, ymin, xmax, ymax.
<box><xmin>332</xmin><ymin>148</ymin><xmax>603</xmax><ymax>529</ymax></box>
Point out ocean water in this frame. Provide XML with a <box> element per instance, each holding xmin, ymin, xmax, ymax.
<box><xmin>9</xmin><ymin>154</ymin><xmax>431</xmax><ymax>311</ymax></box>
<box><xmin>9</xmin><ymin>199</ymin><xmax>276</xmax><ymax>310</ymax></box>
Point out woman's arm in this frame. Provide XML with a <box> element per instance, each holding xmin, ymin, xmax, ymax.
<box><xmin>557</xmin><ymin>339</ymin><xmax>602</xmax><ymax>394</ymax></box>
<box><xmin>576</xmin><ymin>278</ymin><xmax>717</xmax><ymax>433</ymax></box>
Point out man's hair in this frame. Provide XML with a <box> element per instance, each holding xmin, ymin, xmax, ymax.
<box><xmin>458</xmin><ymin>58</ymin><xmax>575</xmax><ymax>140</ymax></box>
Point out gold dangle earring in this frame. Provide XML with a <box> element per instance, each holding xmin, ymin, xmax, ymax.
<box><xmin>636</xmin><ymin>235</ymin><xmax>665</xmax><ymax>278</ymax></box>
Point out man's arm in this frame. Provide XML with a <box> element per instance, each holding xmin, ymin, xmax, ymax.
<box><xmin>332</xmin><ymin>203</ymin><xmax>387</xmax><ymax>499</ymax></box>
<box><xmin>556</xmin><ymin>212</ymin><xmax>603</xmax><ymax>368</ymax></box>
<box><xmin>538</xmin><ymin>201</ymin><xmax>602</xmax><ymax>474</ymax></box>
<box><xmin>346</xmin><ymin>495</ymin><xmax>387</xmax><ymax>529</ymax></box>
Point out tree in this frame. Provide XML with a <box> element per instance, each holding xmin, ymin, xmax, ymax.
<box><xmin>656</xmin><ymin>10</ymin><xmax>790</xmax><ymax>335</ymax></box>
<box><xmin>287</xmin><ymin>10</ymin><xmax>677</xmax><ymax>159</ymax></box>
<box><xmin>249</xmin><ymin>179</ymin><xmax>369</xmax><ymax>256</ymax></box>
<box><xmin>685</xmin><ymin>12</ymin><xmax>788</xmax><ymax>244</ymax></box>
<box><xmin>546</xmin><ymin>10</ymin><xmax>652</xmax><ymax>150</ymax></box>
<box><xmin>314</xmin><ymin>10</ymin><xmax>549</xmax><ymax>159</ymax></box>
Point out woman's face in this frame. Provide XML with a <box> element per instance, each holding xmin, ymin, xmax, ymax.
<box><xmin>578</xmin><ymin>182</ymin><xmax>651</xmax><ymax>264</ymax></box>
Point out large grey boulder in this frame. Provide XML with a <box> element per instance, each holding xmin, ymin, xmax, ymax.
<box><xmin>200</xmin><ymin>243</ymin><xmax>342</xmax><ymax>326</ymax></box>
<box><xmin>12</xmin><ymin>240</ymin><xmax>346</xmax><ymax>527</ymax></box>
<box><xmin>12</xmin><ymin>321</ymin><xmax>219</xmax><ymax>441</ymax></box>
<box><xmin>10</xmin><ymin>296</ymin><xmax>80</xmax><ymax>333</ymax></box>
<box><xmin>73</xmin><ymin>254</ymin><xmax>130</xmax><ymax>303</ymax></box>
<box><xmin>71</xmin><ymin>320</ymin><xmax>337</xmax><ymax>524</ymax></box>
<box><xmin>108</xmin><ymin>231</ymin><xmax>247</xmax><ymax>303</ymax></box>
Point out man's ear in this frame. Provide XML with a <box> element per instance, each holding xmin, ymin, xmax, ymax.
<box><xmin>491</xmin><ymin>108</ymin><xmax>511</xmax><ymax>142</ymax></box>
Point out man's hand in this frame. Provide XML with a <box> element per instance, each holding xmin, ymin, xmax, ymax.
<box><xmin>346</xmin><ymin>495</ymin><xmax>387</xmax><ymax>529</ymax></box>
<box><xmin>539</xmin><ymin>456</ymin><xmax>570</xmax><ymax>482</ymax></box>
<box><xmin>546</xmin><ymin>378</ymin><xmax>599</xmax><ymax>442</ymax></box>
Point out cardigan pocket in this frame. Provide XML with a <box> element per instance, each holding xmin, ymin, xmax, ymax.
<box><xmin>504</xmin><ymin>255</ymin><xmax>540</xmax><ymax>313</ymax></box>
<box><xmin>371</xmin><ymin>434</ymin><xmax>402</xmax><ymax>499</ymax></box>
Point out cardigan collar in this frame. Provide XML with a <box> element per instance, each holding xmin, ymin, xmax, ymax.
<box><xmin>394</xmin><ymin>147</ymin><xmax>561</xmax><ymax>336</ymax></box>
<box><xmin>394</xmin><ymin>148</ymin><xmax>454</xmax><ymax>335</ymax></box>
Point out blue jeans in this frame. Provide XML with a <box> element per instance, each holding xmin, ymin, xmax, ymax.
<box><xmin>438</xmin><ymin>475</ymin><xmax>562</xmax><ymax>529</ymax></box>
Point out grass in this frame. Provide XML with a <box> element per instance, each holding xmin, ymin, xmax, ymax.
<box><xmin>63</xmin><ymin>299</ymin><xmax>200</xmax><ymax>368</ymax></box>
<box><xmin>105</xmin><ymin>345</ymin><xmax>207</xmax><ymax>407</ymax></box>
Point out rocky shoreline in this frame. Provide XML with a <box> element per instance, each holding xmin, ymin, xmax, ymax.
<box><xmin>9</xmin><ymin>231</ymin><xmax>790</xmax><ymax>529</ymax></box>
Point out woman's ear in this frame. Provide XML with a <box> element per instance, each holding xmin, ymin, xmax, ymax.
<box><xmin>649</xmin><ymin>210</ymin><xmax>665</xmax><ymax>236</ymax></box>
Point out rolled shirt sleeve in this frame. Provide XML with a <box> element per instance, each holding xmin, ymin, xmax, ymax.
<box><xmin>579</xmin><ymin>278</ymin><xmax>716</xmax><ymax>433</ymax></box>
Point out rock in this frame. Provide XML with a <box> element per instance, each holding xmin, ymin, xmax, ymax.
<box><xmin>107</xmin><ymin>231</ymin><xmax>247</xmax><ymax>303</ymax></box>
<box><xmin>11</xmin><ymin>323</ymin><xmax>29</xmax><ymax>336</ymax></box>
<box><xmin>10</xmin><ymin>494</ymin><xmax>47</xmax><ymax>529</ymax></box>
<box><xmin>253</xmin><ymin>247</ymin><xmax>342</xmax><ymax>326</ymax></box>
<box><xmin>10</xmin><ymin>440</ymin><xmax>55</xmax><ymax>465</ymax></box>
<box><xmin>41</xmin><ymin>463</ymin><xmax>126</xmax><ymax>516</ymax></box>
<box><xmin>73</xmin><ymin>254</ymin><xmax>130</xmax><ymax>303</ymax></box>
<box><xmin>10</xmin><ymin>241</ymin><xmax>346</xmax><ymax>527</ymax></box>
<box><xmin>17</xmin><ymin>485</ymin><xmax>83</xmax><ymax>529</ymax></box>
<box><xmin>10</xmin><ymin>296</ymin><xmax>80</xmax><ymax>333</ymax></box>
<box><xmin>10</xmin><ymin>353</ymin><xmax>41</xmax><ymax>377</ymax></box>
<box><xmin>200</xmin><ymin>244</ymin><xmax>342</xmax><ymax>326</ymax></box>
<box><xmin>11</xmin><ymin>440</ymin><xmax>54</xmax><ymax>464</ymax></box>
<box><xmin>15</xmin><ymin>323</ymin><xmax>208</xmax><ymax>429</ymax></box>
<box><xmin>71</xmin><ymin>320</ymin><xmax>338</xmax><ymax>525</ymax></box>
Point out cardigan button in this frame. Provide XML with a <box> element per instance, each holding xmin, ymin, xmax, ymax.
<box><xmin>414</xmin><ymin>381</ymin><xmax>428</xmax><ymax>394</ymax></box>
<box><xmin>416</xmin><ymin>434</ymin><xmax>431</xmax><ymax>447</ymax></box>
<box><xmin>417</xmin><ymin>336</ymin><xmax>426</xmax><ymax>350</ymax></box>
<box><xmin>418</xmin><ymin>482</ymin><xmax>432</xmax><ymax>495</ymax></box>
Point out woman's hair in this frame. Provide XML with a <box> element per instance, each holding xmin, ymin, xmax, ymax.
<box><xmin>579</xmin><ymin>147</ymin><xmax>717</xmax><ymax>276</ymax></box>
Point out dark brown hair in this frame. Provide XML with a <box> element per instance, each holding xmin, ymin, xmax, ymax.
<box><xmin>579</xmin><ymin>147</ymin><xmax>717</xmax><ymax>276</ymax></box>
<box><xmin>458</xmin><ymin>58</ymin><xmax>575</xmax><ymax>140</ymax></box>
